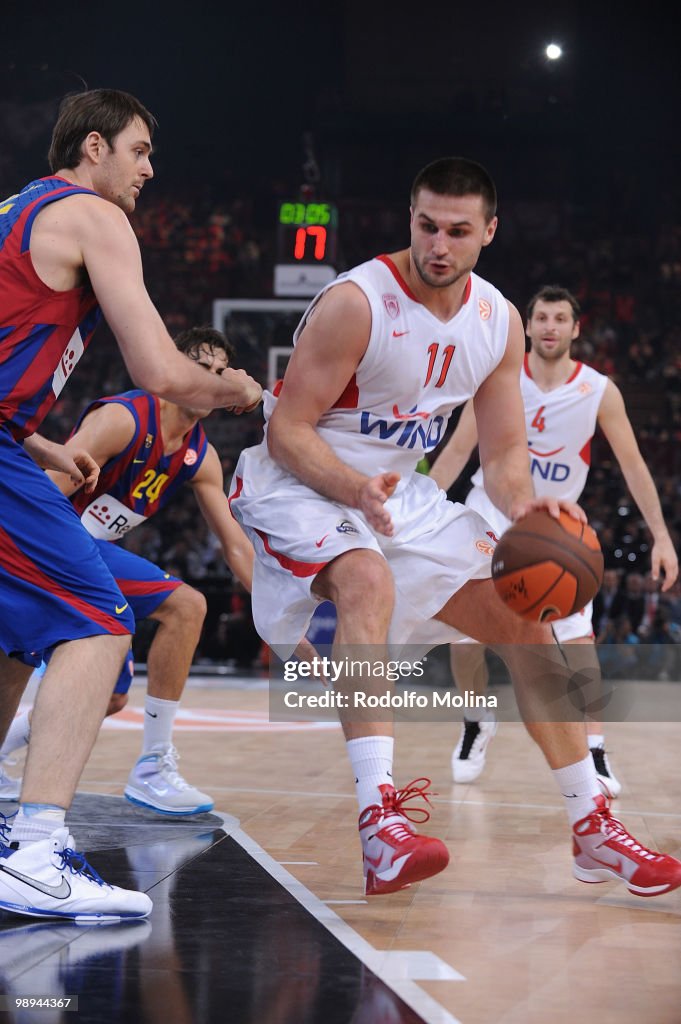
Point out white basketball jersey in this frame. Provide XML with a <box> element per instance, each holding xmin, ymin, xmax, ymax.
<box><xmin>262</xmin><ymin>255</ymin><xmax>509</xmax><ymax>478</ymax></box>
<box><xmin>469</xmin><ymin>356</ymin><xmax>608</xmax><ymax>529</ymax></box>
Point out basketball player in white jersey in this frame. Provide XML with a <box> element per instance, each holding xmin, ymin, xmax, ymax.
<box><xmin>230</xmin><ymin>160</ymin><xmax>681</xmax><ymax>898</ymax></box>
<box><xmin>430</xmin><ymin>285</ymin><xmax>678</xmax><ymax>790</ymax></box>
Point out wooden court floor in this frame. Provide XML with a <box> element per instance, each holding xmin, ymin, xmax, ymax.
<box><xmin>10</xmin><ymin>673</ymin><xmax>681</xmax><ymax>1024</ymax></box>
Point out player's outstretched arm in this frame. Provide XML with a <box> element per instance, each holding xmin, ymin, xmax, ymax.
<box><xmin>597</xmin><ymin>379</ymin><xmax>678</xmax><ymax>589</ymax></box>
<box><xmin>70</xmin><ymin>197</ymin><xmax>262</xmax><ymax>413</ymax></box>
<box><xmin>429</xmin><ymin>398</ymin><xmax>478</xmax><ymax>491</ymax></box>
<box><xmin>191</xmin><ymin>445</ymin><xmax>255</xmax><ymax>590</ymax></box>
<box><xmin>267</xmin><ymin>283</ymin><xmax>399</xmax><ymax>536</ymax></box>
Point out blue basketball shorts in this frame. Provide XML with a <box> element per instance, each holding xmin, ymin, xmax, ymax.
<box><xmin>0</xmin><ymin>428</ymin><xmax>134</xmax><ymax>664</ymax></box>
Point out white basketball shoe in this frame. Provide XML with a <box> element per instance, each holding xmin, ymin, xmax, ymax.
<box><xmin>451</xmin><ymin>718</ymin><xmax>497</xmax><ymax>783</ymax></box>
<box><xmin>0</xmin><ymin>828</ymin><xmax>152</xmax><ymax>921</ymax></box>
<box><xmin>125</xmin><ymin>744</ymin><xmax>214</xmax><ymax>816</ymax></box>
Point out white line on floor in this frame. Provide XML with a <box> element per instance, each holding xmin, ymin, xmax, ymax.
<box><xmin>224</xmin><ymin>816</ymin><xmax>465</xmax><ymax>1024</ymax></box>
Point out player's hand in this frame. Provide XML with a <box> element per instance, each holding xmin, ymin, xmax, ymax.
<box><xmin>651</xmin><ymin>534</ymin><xmax>679</xmax><ymax>591</ymax></box>
<box><xmin>358</xmin><ymin>472</ymin><xmax>400</xmax><ymax>536</ymax></box>
<box><xmin>24</xmin><ymin>435</ymin><xmax>100</xmax><ymax>492</ymax></box>
<box><xmin>224</xmin><ymin>371</ymin><xmax>262</xmax><ymax>415</ymax></box>
<box><xmin>49</xmin><ymin>445</ymin><xmax>100</xmax><ymax>492</ymax></box>
<box><xmin>510</xmin><ymin>495</ymin><xmax>587</xmax><ymax>524</ymax></box>
<box><xmin>68</xmin><ymin>448</ymin><xmax>101</xmax><ymax>493</ymax></box>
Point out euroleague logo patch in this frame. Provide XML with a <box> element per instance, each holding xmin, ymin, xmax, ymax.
<box><xmin>476</xmin><ymin>539</ymin><xmax>495</xmax><ymax>557</ymax></box>
<box><xmin>337</xmin><ymin>519</ymin><xmax>359</xmax><ymax>535</ymax></box>
<box><xmin>184</xmin><ymin>448</ymin><xmax>198</xmax><ymax>466</ymax></box>
<box><xmin>478</xmin><ymin>299</ymin><xmax>492</xmax><ymax>321</ymax></box>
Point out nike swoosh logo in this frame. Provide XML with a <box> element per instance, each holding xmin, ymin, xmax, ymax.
<box><xmin>315</xmin><ymin>534</ymin><xmax>329</xmax><ymax>548</ymax></box>
<box><xmin>0</xmin><ymin>863</ymin><xmax>71</xmax><ymax>900</ymax></box>
<box><xmin>133</xmin><ymin>458</ymin><xmax>145</xmax><ymax>464</ymax></box>
<box><xmin>392</xmin><ymin>330</ymin><xmax>410</xmax><ymax>337</ymax></box>
<box><xmin>115</xmin><ymin>603</ymin><xmax>129</xmax><ymax>615</ymax></box>
<box><xmin>146</xmin><ymin>712</ymin><xmax>158</xmax><ymax>718</ymax></box>
<box><xmin>366</xmin><ymin>852</ymin><xmax>383</xmax><ymax>868</ymax></box>
<box><xmin>376</xmin><ymin>852</ymin><xmax>412</xmax><ymax>881</ymax></box>
<box><xmin>590</xmin><ymin>851</ymin><xmax>623</xmax><ymax>873</ymax></box>
<box><xmin>143</xmin><ymin>780</ymin><xmax>170</xmax><ymax>796</ymax></box>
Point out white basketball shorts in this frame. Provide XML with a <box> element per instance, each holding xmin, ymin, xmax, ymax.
<box><xmin>229</xmin><ymin>442</ymin><xmax>497</xmax><ymax>657</ymax></box>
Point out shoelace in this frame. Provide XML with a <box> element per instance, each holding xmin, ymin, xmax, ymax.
<box><xmin>379</xmin><ymin>818</ymin><xmax>417</xmax><ymax>844</ymax></box>
<box><xmin>598</xmin><ymin>809</ymin><xmax>661</xmax><ymax>862</ymax></box>
<box><xmin>0</xmin><ymin>811</ymin><xmax>17</xmax><ymax>845</ymax></box>
<box><xmin>58</xmin><ymin>845</ymin><xmax>110</xmax><ymax>887</ymax></box>
<box><xmin>158</xmin><ymin>746</ymin><xmax>191</xmax><ymax>791</ymax></box>
<box><xmin>382</xmin><ymin>777</ymin><xmax>436</xmax><ymax>825</ymax></box>
<box><xmin>360</xmin><ymin>778</ymin><xmax>437</xmax><ymax>835</ymax></box>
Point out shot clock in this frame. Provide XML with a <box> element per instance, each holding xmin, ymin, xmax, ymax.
<box><xmin>274</xmin><ymin>200</ymin><xmax>338</xmax><ymax>297</ymax></box>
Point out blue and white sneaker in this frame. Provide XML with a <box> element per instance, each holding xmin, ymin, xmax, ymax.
<box><xmin>0</xmin><ymin>828</ymin><xmax>152</xmax><ymax>921</ymax></box>
<box><xmin>124</xmin><ymin>744</ymin><xmax>214</xmax><ymax>816</ymax></box>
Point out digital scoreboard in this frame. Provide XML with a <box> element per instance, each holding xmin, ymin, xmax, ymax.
<box><xmin>274</xmin><ymin>200</ymin><xmax>338</xmax><ymax>297</ymax></box>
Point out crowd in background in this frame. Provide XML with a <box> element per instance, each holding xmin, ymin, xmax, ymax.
<box><xmin>35</xmin><ymin>186</ymin><xmax>681</xmax><ymax>676</ymax></box>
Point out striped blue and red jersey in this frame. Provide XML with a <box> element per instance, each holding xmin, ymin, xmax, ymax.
<box><xmin>70</xmin><ymin>390</ymin><xmax>208</xmax><ymax>541</ymax></box>
<box><xmin>0</xmin><ymin>177</ymin><xmax>103</xmax><ymax>440</ymax></box>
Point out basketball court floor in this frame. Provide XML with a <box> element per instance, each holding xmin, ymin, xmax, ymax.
<box><xmin>1</xmin><ymin>671</ymin><xmax>679</xmax><ymax>1024</ymax></box>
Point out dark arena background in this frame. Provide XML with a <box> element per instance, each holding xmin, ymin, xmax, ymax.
<box><xmin>1</xmin><ymin>2</ymin><xmax>680</xmax><ymax>1022</ymax></box>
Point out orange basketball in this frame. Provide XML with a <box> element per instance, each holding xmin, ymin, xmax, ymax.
<box><xmin>491</xmin><ymin>510</ymin><xmax>604</xmax><ymax>622</ymax></box>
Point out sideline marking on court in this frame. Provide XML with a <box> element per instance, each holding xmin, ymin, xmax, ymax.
<box><xmin>223</xmin><ymin>816</ymin><xmax>465</xmax><ymax>1024</ymax></box>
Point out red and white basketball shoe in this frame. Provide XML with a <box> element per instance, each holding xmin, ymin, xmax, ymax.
<box><xmin>359</xmin><ymin>778</ymin><xmax>450</xmax><ymax>896</ymax></box>
<box><xmin>572</xmin><ymin>794</ymin><xmax>681</xmax><ymax>897</ymax></box>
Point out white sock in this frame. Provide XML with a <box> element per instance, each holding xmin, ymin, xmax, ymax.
<box><xmin>347</xmin><ymin>735</ymin><xmax>394</xmax><ymax>813</ymax></box>
<box><xmin>0</xmin><ymin>709</ymin><xmax>32</xmax><ymax>759</ymax></box>
<box><xmin>553</xmin><ymin>754</ymin><xmax>602</xmax><ymax>826</ymax></box>
<box><xmin>463</xmin><ymin>707</ymin><xmax>496</xmax><ymax>725</ymax></box>
<box><xmin>142</xmin><ymin>696</ymin><xmax>179</xmax><ymax>754</ymax></box>
<box><xmin>9</xmin><ymin>804</ymin><xmax>65</xmax><ymax>846</ymax></box>
<box><xmin>587</xmin><ymin>733</ymin><xmax>605</xmax><ymax>750</ymax></box>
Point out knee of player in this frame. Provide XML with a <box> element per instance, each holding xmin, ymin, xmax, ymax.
<box><xmin>164</xmin><ymin>584</ymin><xmax>208</xmax><ymax>626</ymax></box>
<box><xmin>330</xmin><ymin>550</ymin><xmax>395</xmax><ymax>613</ymax></box>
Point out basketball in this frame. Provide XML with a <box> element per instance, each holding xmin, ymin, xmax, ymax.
<box><xmin>491</xmin><ymin>510</ymin><xmax>604</xmax><ymax>622</ymax></box>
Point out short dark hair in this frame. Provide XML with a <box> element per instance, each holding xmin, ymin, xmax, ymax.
<box><xmin>174</xmin><ymin>326</ymin><xmax>236</xmax><ymax>364</ymax></box>
<box><xmin>526</xmin><ymin>285</ymin><xmax>581</xmax><ymax>321</ymax></box>
<box><xmin>411</xmin><ymin>157</ymin><xmax>497</xmax><ymax>222</ymax></box>
<box><xmin>48</xmin><ymin>89</ymin><xmax>157</xmax><ymax>172</ymax></box>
